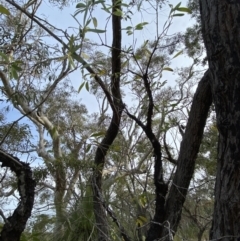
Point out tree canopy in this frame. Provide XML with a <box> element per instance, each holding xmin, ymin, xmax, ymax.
<box><xmin>0</xmin><ymin>0</ymin><xmax>239</xmax><ymax>240</ymax></box>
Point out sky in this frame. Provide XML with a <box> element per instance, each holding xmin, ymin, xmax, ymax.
<box><xmin>1</xmin><ymin>0</ymin><xmax>194</xmax><ymax>119</ymax></box>
<box><xmin>36</xmin><ymin>0</ymin><xmax>193</xmax><ymax>112</ymax></box>
<box><xmin>0</xmin><ymin>0</ymin><xmax>197</xmax><ymax>215</ymax></box>
<box><xmin>1</xmin><ymin>0</ymin><xmax>195</xmax><ymax>158</ymax></box>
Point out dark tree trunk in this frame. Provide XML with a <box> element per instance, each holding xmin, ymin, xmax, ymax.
<box><xmin>160</xmin><ymin>70</ymin><xmax>212</xmax><ymax>240</ymax></box>
<box><xmin>199</xmin><ymin>1</ymin><xmax>240</xmax><ymax>240</ymax></box>
<box><xmin>92</xmin><ymin>0</ymin><xmax>123</xmax><ymax>240</ymax></box>
<box><xmin>145</xmin><ymin>70</ymin><xmax>212</xmax><ymax>240</ymax></box>
<box><xmin>0</xmin><ymin>150</ymin><xmax>35</xmax><ymax>241</ymax></box>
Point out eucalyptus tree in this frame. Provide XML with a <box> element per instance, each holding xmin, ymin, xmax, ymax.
<box><xmin>199</xmin><ymin>0</ymin><xmax>240</xmax><ymax>239</ymax></box>
<box><xmin>0</xmin><ymin>0</ymin><xmax>227</xmax><ymax>241</ymax></box>
<box><xmin>0</xmin><ymin>1</ymin><xmax>96</xmax><ymax>238</ymax></box>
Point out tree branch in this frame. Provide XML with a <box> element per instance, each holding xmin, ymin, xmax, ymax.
<box><xmin>5</xmin><ymin>0</ymin><xmax>114</xmax><ymax>112</ymax></box>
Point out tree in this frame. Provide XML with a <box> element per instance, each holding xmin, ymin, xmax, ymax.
<box><xmin>199</xmin><ymin>0</ymin><xmax>240</xmax><ymax>240</ymax></box>
<box><xmin>0</xmin><ymin>0</ymin><xmax>228</xmax><ymax>240</ymax></box>
<box><xmin>174</xmin><ymin>119</ymin><xmax>217</xmax><ymax>241</ymax></box>
<box><xmin>0</xmin><ymin>150</ymin><xmax>35</xmax><ymax>241</ymax></box>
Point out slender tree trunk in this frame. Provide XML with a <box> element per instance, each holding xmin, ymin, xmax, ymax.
<box><xmin>0</xmin><ymin>151</ymin><xmax>35</xmax><ymax>241</ymax></box>
<box><xmin>92</xmin><ymin>0</ymin><xmax>123</xmax><ymax>240</ymax></box>
<box><xmin>199</xmin><ymin>1</ymin><xmax>240</xmax><ymax>240</ymax></box>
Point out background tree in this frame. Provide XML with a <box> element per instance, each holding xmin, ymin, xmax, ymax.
<box><xmin>0</xmin><ymin>0</ymin><xmax>226</xmax><ymax>240</ymax></box>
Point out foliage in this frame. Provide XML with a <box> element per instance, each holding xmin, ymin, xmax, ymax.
<box><xmin>0</xmin><ymin>0</ymin><xmax>218</xmax><ymax>240</ymax></box>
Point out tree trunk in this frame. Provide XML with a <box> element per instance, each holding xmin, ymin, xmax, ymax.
<box><xmin>199</xmin><ymin>1</ymin><xmax>240</xmax><ymax>240</ymax></box>
<box><xmin>92</xmin><ymin>0</ymin><xmax>123</xmax><ymax>240</ymax></box>
<box><xmin>146</xmin><ymin>70</ymin><xmax>212</xmax><ymax>240</ymax></box>
<box><xmin>0</xmin><ymin>150</ymin><xmax>35</xmax><ymax>241</ymax></box>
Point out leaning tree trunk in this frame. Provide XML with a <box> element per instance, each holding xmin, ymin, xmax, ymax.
<box><xmin>199</xmin><ymin>1</ymin><xmax>240</xmax><ymax>240</ymax></box>
<box><xmin>149</xmin><ymin>70</ymin><xmax>212</xmax><ymax>241</ymax></box>
<box><xmin>0</xmin><ymin>150</ymin><xmax>35</xmax><ymax>241</ymax></box>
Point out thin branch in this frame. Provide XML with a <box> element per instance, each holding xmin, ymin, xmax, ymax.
<box><xmin>0</xmin><ymin>61</ymin><xmax>69</xmax><ymax>146</ymax></box>
<box><xmin>163</xmin><ymin>132</ymin><xmax>177</xmax><ymax>165</ymax></box>
<box><xmin>5</xmin><ymin>0</ymin><xmax>114</xmax><ymax>112</ymax></box>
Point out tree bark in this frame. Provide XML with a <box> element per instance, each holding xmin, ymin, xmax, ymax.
<box><xmin>0</xmin><ymin>150</ymin><xmax>35</xmax><ymax>241</ymax></box>
<box><xmin>92</xmin><ymin>0</ymin><xmax>123</xmax><ymax>240</ymax></box>
<box><xmin>146</xmin><ymin>70</ymin><xmax>212</xmax><ymax>241</ymax></box>
<box><xmin>199</xmin><ymin>1</ymin><xmax>240</xmax><ymax>240</ymax></box>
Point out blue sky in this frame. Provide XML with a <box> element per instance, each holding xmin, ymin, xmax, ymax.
<box><xmin>36</xmin><ymin>0</ymin><xmax>193</xmax><ymax>110</ymax></box>
<box><xmin>2</xmin><ymin>0</ymin><xmax>195</xmax><ymax>149</ymax></box>
<box><xmin>0</xmin><ymin>0</ymin><xmax>196</xmax><ymax>214</ymax></box>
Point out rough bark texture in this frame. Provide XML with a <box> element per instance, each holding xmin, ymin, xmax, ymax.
<box><xmin>146</xmin><ymin>70</ymin><xmax>212</xmax><ymax>241</ymax></box>
<box><xmin>0</xmin><ymin>150</ymin><xmax>35</xmax><ymax>241</ymax></box>
<box><xmin>161</xmin><ymin>70</ymin><xmax>212</xmax><ymax>240</ymax></box>
<box><xmin>92</xmin><ymin>0</ymin><xmax>123</xmax><ymax>240</ymax></box>
<box><xmin>199</xmin><ymin>1</ymin><xmax>240</xmax><ymax>240</ymax></box>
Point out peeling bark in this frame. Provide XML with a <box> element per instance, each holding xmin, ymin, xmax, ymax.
<box><xmin>199</xmin><ymin>0</ymin><xmax>240</xmax><ymax>240</ymax></box>
<box><xmin>0</xmin><ymin>150</ymin><xmax>35</xmax><ymax>241</ymax></box>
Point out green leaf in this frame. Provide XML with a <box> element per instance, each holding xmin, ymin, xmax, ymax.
<box><xmin>86</xmin><ymin>28</ymin><xmax>106</xmax><ymax>33</ymax></box>
<box><xmin>135</xmin><ymin>26</ymin><xmax>143</xmax><ymax>30</ymax></box>
<box><xmin>68</xmin><ymin>55</ymin><xmax>75</xmax><ymax>68</ymax></box>
<box><xmin>169</xmin><ymin>4</ymin><xmax>174</xmax><ymax>14</ymax></box>
<box><xmin>139</xmin><ymin>194</ymin><xmax>147</xmax><ymax>207</ymax></box>
<box><xmin>124</xmin><ymin>26</ymin><xmax>132</xmax><ymax>30</ymax></box>
<box><xmin>121</xmin><ymin>3</ymin><xmax>129</xmax><ymax>7</ymax></box>
<box><xmin>113</xmin><ymin>9</ymin><xmax>123</xmax><ymax>16</ymax></box>
<box><xmin>173</xmin><ymin>50</ymin><xmax>183</xmax><ymax>58</ymax></box>
<box><xmin>140</xmin><ymin>22</ymin><xmax>148</xmax><ymax>26</ymax></box>
<box><xmin>76</xmin><ymin>3</ymin><xmax>86</xmax><ymax>8</ymax></box>
<box><xmin>0</xmin><ymin>5</ymin><xmax>10</xmax><ymax>15</ymax></box>
<box><xmin>0</xmin><ymin>52</ymin><xmax>9</xmax><ymax>61</ymax></box>
<box><xmin>86</xmin><ymin>18</ymin><xmax>91</xmax><ymax>26</ymax></box>
<box><xmin>83</xmin><ymin>4</ymin><xmax>89</xmax><ymax>24</ymax></box>
<box><xmin>11</xmin><ymin>63</ymin><xmax>22</xmax><ymax>71</ymax></box>
<box><xmin>174</xmin><ymin>2</ymin><xmax>181</xmax><ymax>10</ymax></box>
<box><xmin>172</xmin><ymin>13</ymin><xmax>185</xmax><ymax>17</ymax></box>
<box><xmin>136</xmin><ymin>215</ymin><xmax>147</xmax><ymax>227</ymax></box>
<box><xmin>142</xmin><ymin>40</ymin><xmax>149</xmax><ymax>48</ymax></box>
<box><xmin>135</xmin><ymin>54</ymin><xmax>142</xmax><ymax>60</ymax></box>
<box><xmin>91</xmin><ymin>131</ymin><xmax>105</xmax><ymax>137</ymax></box>
<box><xmin>86</xmin><ymin>144</ymin><xmax>91</xmax><ymax>153</ymax></box>
<box><xmin>163</xmin><ymin>67</ymin><xmax>173</xmax><ymax>71</ymax></box>
<box><xmin>74</xmin><ymin>9</ymin><xmax>82</xmax><ymax>16</ymax></box>
<box><xmin>154</xmin><ymin>105</ymin><xmax>160</xmax><ymax>112</ymax></box>
<box><xmin>93</xmin><ymin>17</ymin><xmax>98</xmax><ymax>28</ymax></box>
<box><xmin>78</xmin><ymin>82</ymin><xmax>85</xmax><ymax>93</ymax></box>
<box><xmin>135</xmin><ymin>22</ymin><xmax>148</xmax><ymax>30</ymax></box>
<box><xmin>10</xmin><ymin>67</ymin><xmax>18</xmax><ymax>79</ymax></box>
<box><xmin>85</xmin><ymin>81</ymin><xmax>89</xmax><ymax>91</ymax></box>
<box><xmin>176</xmin><ymin>7</ymin><xmax>192</xmax><ymax>14</ymax></box>
<box><xmin>94</xmin><ymin>0</ymin><xmax>105</xmax><ymax>4</ymax></box>
<box><xmin>122</xmin><ymin>60</ymin><xmax>129</xmax><ymax>68</ymax></box>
